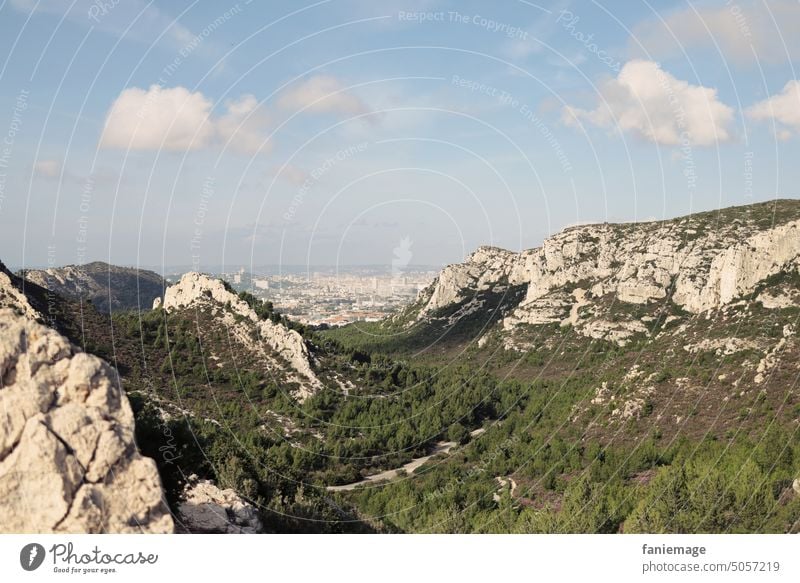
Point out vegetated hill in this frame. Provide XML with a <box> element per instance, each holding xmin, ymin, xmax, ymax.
<box><xmin>320</xmin><ymin>199</ymin><xmax>800</xmax><ymax>533</ymax></box>
<box><xmin>0</xmin><ymin>264</ymin><xmax>375</xmax><ymax>532</ymax></box>
<box><xmin>1</xmin><ymin>259</ymin><xmax>116</xmax><ymax>355</ymax></box>
<box><xmin>327</xmin><ymin>199</ymin><xmax>800</xmax><ymax>358</ymax></box>
<box><xmin>19</xmin><ymin>260</ymin><xmax>166</xmax><ymax>313</ymax></box>
<box><xmin>101</xmin><ymin>271</ymin><xmax>514</xmax><ymax>532</ymax></box>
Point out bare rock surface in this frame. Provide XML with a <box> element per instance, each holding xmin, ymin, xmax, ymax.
<box><xmin>177</xmin><ymin>476</ymin><xmax>262</xmax><ymax>533</ymax></box>
<box><xmin>20</xmin><ymin>261</ymin><xmax>166</xmax><ymax>313</ymax></box>
<box><xmin>0</xmin><ymin>309</ymin><xmax>173</xmax><ymax>533</ymax></box>
<box><xmin>413</xmin><ymin>202</ymin><xmax>800</xmax><ymax>346</ymax></box>
<box><xmin>0</xmin><ymin>266</ymin><xmax>41</xmax><ymax>321</ymax></box>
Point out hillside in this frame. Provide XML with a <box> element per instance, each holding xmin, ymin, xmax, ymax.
<box><xmin>69</xmin><ymin>271</ymin><xmax>498</xmax><ymax>532</ymax></box>
<box><xmin>325</xmin><ymin>200</ymin><xmax>800</xmax><ymax>446</ymax></box>
<box><xmin>19</xmin><ymin>261</ymin><xmax>166</xmax><ymax>313</ymax></box>
<box><xmin>320</xmin><ymin>199</ymin><xmax>800</xmax><ymax>533</ymax></box>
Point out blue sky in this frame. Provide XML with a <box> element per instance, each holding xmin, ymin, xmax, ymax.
<box><xmin>0</xmin><ymin>0</ymin><xmax>798</xmax><ymax>270</ymax></box>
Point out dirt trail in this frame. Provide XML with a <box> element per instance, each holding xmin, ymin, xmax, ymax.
<box><xmin>327</xmin><ymin>428</ymin><xmax>485</xmax><ymax>492</ymax></box>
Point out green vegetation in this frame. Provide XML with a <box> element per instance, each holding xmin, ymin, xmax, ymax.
<box><xmin>40</xmin><ymin>249</ymin><xmax>799</xmax><ymax>533</ymax></box>
<box><xmin>340</xmin><ymin>423</ymin><xmax>799</xmax><ymax>533</ymax></box>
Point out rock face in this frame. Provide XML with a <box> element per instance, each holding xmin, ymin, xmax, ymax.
<box><xmin>0</xmin><ymin>309</ymin><xmax>173</xmax><ymax>533</ymax></box>
<box><xmin>161</xmin><ymin>272</ymin><xmax>321</xmax><ymax>399</ymax></box>
<box><xmin>417</xmin><ymin>246</ymin><xmax>520</xmax><ymax>318</ymax></box>
<box><xmin>177</xmin><ymin>476</ymin><xmax>262</xmax><ymax>534</ymax></box>
<box><xmin>21</xmin><ymin>261</ymin><xmax>166</xmax><ymax>313</ymax></box>
<box><xmin>0</xmin><ymin>263</ymin><xmax>41</xmax><ymax>321</ymax></box>
<box><xmin>413</xmin><ymin>201</ymin><xmax>800</xmax><ymax>345</ymax></box>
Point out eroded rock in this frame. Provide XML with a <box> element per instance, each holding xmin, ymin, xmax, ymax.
<box><xmin>0</xmin><ymin>309</ymin><xmax>173</xmax><ymax>533</ymax></box>
<box><xmin>413</xmin><ymin>205</ymin><xmax>800</xmax><ymax>347</ymax></box>
<box><xmin>177</xmin><ymin>476</ymin><xmax>262</xmax><ymax>534</ymax></box>
<box><xmin>0</xmin><ymin>267</ymin><xmax>40</xmax><ymax>321</ymax></box>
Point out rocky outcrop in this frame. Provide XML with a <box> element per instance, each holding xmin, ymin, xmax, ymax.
<box><xmin>413</xmin><ymin>201</ymin><xmax>800</xmax><ymax>345</ymax></box>
<box><xmin>0</xmin><ymin>263</ymin><xmax>41</xmax><ymax>320</ymax></box>
<box><xmin>758</xmin><ymin>288</ymin><xmax>800</xmax><ymax>309</ymax></box>
<box><xmin>177</xmin><ymin>476</ymin><xmax>262</xmax><ymax>533</ymax></box>
<box><xmin>417</xmin><ymin>246</ymin><xmax>521</xmax><ymax>318</ymax></box>
<box><xmin>683</xmin><ymin>337</ymin><xmax>760</xmax><ymax>356</ymax></box>
<box><xmin>21</xmin><ymin>261</ymin><xmax>166</xmax><ymax>313</ymax></box>
<box><xmin>753</xmin><ymin>324</ymin><xmax>795</xmax><ymax>384</ymax></box>
<box><xmin>161</xmin><ymin>272</ymin><xmax>321</xmax><ymax>399</ymax></box>
<box><xmin>0</xmin><ymin>309</ymin><xmax>173</xmax><ymax>533</ymax></box>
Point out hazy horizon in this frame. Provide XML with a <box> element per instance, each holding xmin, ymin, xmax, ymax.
<box><xmin>7</xmin><ymin>196</ymin><xmax>799</xmax><ymax>273</ymax></box>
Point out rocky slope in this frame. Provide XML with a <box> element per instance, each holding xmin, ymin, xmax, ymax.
<box><xmin>0</xmin><ymin>308</ymin><xmax>172</xmax><ymax>533</ymax></box>
<box><xmin>20</xmin><ymin>261</ymin><xmax>166</xmax><ymax>313</ymax></box>
<box><xmin>159</xmin><ymin>272</ymin><xmax>322</xmax><ymax>400</ymax></box>
<box><xmin>411</xmin><ymin>200</ymin><xmax>800</xmax><ymax>347</ymax></box>
<box><xmin>0</xmin><ymin>261</ymin><xmax>41</xmax><ymax>320</ymax></box>
<box><xmin>177</xmin><ymin>475</ymin><xmax>263</xmax><ymax>534</ymax></box>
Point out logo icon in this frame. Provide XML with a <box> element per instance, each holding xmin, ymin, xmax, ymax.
<box><xmin>20</xmin><ymin>543</ymin><xmax>45</xmax><ymax>571</ymax></box>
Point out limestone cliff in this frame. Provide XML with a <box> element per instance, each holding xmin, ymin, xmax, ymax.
<box><xmin>413</xmin><ymin>200</ymin><xmax>800</xmax><ymax>346</ymax></box>
<box><xmin>0</xmin><ymin>309</ymin><xmax>173</xmax><ymax>533</ymax></box>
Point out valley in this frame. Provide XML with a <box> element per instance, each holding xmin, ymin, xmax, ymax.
<box><xmin>2</xmin><ymin>199</ymin><xmax>799</xmax><ymax>534</ymax></box>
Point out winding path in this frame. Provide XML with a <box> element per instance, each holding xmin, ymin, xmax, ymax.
<box><xmin>327</xmin><ymin>428</ymin><xmax>485</xmax><ymax>492</ymax></box>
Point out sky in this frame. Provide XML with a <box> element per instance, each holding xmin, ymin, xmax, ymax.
<box><xmin>0</xmin><ymin>0</ymin><xmax>798</xmax><ymax>271</ymax></box>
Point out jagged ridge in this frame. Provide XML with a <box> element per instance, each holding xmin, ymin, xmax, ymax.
<box><xmin>159</xmin><ymin>272</ymin><xmax>322</xmax><ymax>400</ymax></box>
<box><xmin>20</xmin><ymin>261</ymin><xmax>166</xmax><ymax>313</ymax></box>
<box><xmin>413</xmin><ymin>200</ymin><xmax>800</xmax><ymax>346</ymax></box>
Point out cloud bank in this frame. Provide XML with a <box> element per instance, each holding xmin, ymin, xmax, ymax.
<box><xmin>746</xmin><ymin>81</ymin><xmax>800</xmax><ymax>140</ymax></box>
<box><xmin>562</xmin><ymin>60</ymin><xmax>735</xmax><ymax>146</ymax></box>
<box><xmin>100</xmin><ymin>85</ymin><xmax>269</xmax><ymax>154</ymax></box>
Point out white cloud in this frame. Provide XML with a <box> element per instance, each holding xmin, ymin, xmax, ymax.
<box><xmin>100</xmin><ymin>85</ymin><xmax>214</xmax><ymax>151</ymax></box>
<box><xmin>630</xmin><ymin>0</ymin><xmax>800</xmax><ymax>65</ymax></box>
<box><xmin>746</xmin><ymin>81</ymin><xmax>800</xmax><ymax>138</ymax></box>
<box><xmin>34</xmin><ymin>159</ymin><xmax>61</xmax><ymax>178</ymax></box>
<box><xmin>562</xmin><ymin>60</ymin><xmax>735</xmax><ymax>146</ymax></box>
<box><xmin>215</xmin><ymin>94</ymin><xmax>271</xmax><ymax>155</ymax></box>
<box><xmin>100</xmin><ymin>86</ymin><xmax>270</xmax><ymax>154</ymax></box>
<box><xmin>278</xmin><ymin>76</ymin><xmax>370</xmax><ymax>117</ymax></box>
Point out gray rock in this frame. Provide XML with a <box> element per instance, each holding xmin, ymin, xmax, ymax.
<box><xmin>178</xmin><ymin>477</ymin><xmax>262</xmax><ymax>534</ymax></box>
<box><xmin>0</xmin><ymin>268</ymin><xmax>40</xmax><ymax>321</ymax></box>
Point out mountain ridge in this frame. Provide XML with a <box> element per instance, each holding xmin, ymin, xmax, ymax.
<box><xmin>407</xmin><ymin>199</ymin><xmax>800</xmax><ymax>349</ymax></box>
<box><xmin>19</xmin><ymin>260</ymin><xmax>166</xmax><ymax>313</ymax></box>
